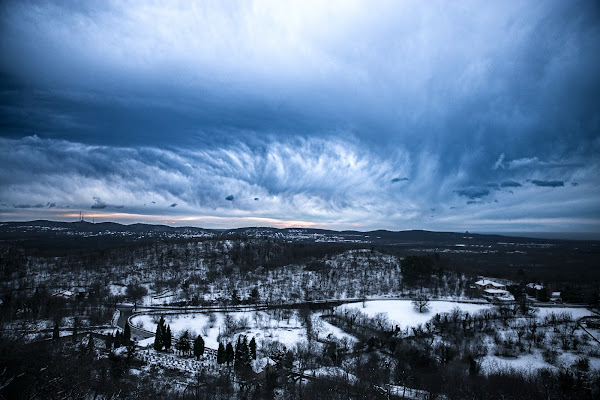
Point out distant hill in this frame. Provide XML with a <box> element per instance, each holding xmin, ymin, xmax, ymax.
<box><xmin>2</xmin><ymin>220</ymin><xmax>599</xmax><ymax>280</ymax></box>
<box><xmin>0</xmin><ymin>219</ymin><xmax>586</xmax><ymax>251</ymax></box>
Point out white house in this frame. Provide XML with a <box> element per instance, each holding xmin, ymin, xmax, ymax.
<box><xmin>483</xmin><ymin>288</ymin><xmax>515</xmax><ymax>301</ymax></box>
<box><xmin>475</xmin><ymin>279</ymin><xmax>514</xmax><ymax>301</ymax></box>
<box><xmin>475</xmin><ymin>279</ymin><xmax>506</xmax><ymax>291</ymax></box>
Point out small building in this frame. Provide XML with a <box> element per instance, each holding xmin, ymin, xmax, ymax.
<box><xmin>526</xmin><ymin>283</ymin><xmax>544</xmax><ymax>291</ymax></box>
<box><xmin>550</xmin><ymin>292</ymin><xmax>562</xmax><ymax>303</ymax></box>
<box><xmin>483</xmin><ymin>288</ymin><xmax>515</xmax><ymax>301</ymax></box>
<box><xmin>475</xmin><ymin>279</ymin><xmax>506</xmax><ymax>291</ymax></box>
<box><xmin>526</xmin><ymin>283</ymin><xmax>547</xmax><ymax>300</ymax></box>
<box><xmin>52</xmin><ymin>290</ymin><xmax>74</xmax><ymax>300</ymax></box>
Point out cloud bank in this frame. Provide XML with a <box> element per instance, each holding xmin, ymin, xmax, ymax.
<box><xmin>1</xmin><ymin>136</ymin><xmax>598</xmax><ymax>232</ymax></box>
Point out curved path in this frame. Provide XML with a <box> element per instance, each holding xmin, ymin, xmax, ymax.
<box><xmin>122</xmin><ymin>296</ymin><xmax>595</xmax><ymax>342</ymax></box>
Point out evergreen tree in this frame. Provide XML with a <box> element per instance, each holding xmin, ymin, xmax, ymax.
<box><xmin>231</xmin><ymin>289</ymin><xmax>240</xmax><ymax>305</ymax></box>
<box><xmin>234</xmin><ymin>336</ymin><xmax>251</xmax><ymax>375</ymax></box>
<box><xmin>250</xmin><ymin>287</ymin><xmax>260</xmax><ymax>303</ymax></box>
<box><xmin>217</xmin><ymin>342</ymin><xmax>225</xmax><ymax>364</ymax></box>
<box><xmin>193</xmin><ymin>335</ymin><xmax>205</xmax><ymax>360</ymax></box>
<box><xmin>240</xmin><ymin>336</ymin><xmax>250</xmax><ymax>371</ymax></box>
<box><xmin>72</xmin><ymin>317</ymin><xmax>79</xmax><ymax>342</ymax></box>
<box><xmin>52</xmin><ymin>322</ymin><xmax>59</xmax><ymax>341</ymax></box>
<box><xmin>153</xmin><ymin>323</ymin><xmax>162</xmax><ymax>350</ymax></box>
<box><xmin>160</xmin><ymin>321</ymin><xmax>166</xmax><ymax>341</ymax></box>
<box><xmin>249</xmin><ymin>337</ymin><xmax>257</xmax><ymax>360</ymax></box>
<box><xmin>225</xmin><ymin>342</ymin><xmax>234</xmax><ymax>366</ymax></box>
<box><xmin>165</xmin><ymin>325</ymin><xmax>172</xmax><ymax>350</ymax></box>
<box><xmin>126</xmin><ymin>342</ymin><xmax>136</xmax><ymax>364</ymax></box>
<box><xmin>241</xmin><ymin>336</ymin><xmax>249</xmax><ymax>363</ymax></box>
<box><xmin>154</xmin><ymin>316</ymin><xmax>166</xmax><ymax>351</ymax></box>
<box><xmin>115</xmin><ymin>330</ymin><xmax>122</xmax><ymax>348</ymax></box>
<box><xmin>86</xmin><ymin>333</ymin><xmax>95</xmax><ymax>354</ymax></box>
<box><xmin>234</xmin><ymin>336</ymin><xmax>242</xmax><ymax>368</ymax></box>
<box><xmin>175</xmin><ymin>330</ymin><xmax>191</xmax><ymax>355</ymax></box>
<box><xmin>282</xmin><ymin>350</ymin><xmax>294</xmax><ymax>369</ymax></box>
<box><xmin>123</xmin><ymin>323</ymin><xmax>131</xmax><ymax>345</ymax></box>
<box><xmin>105</xmin><ymin>333</ymin><xmax>113</xmax><ymax>349</ymax></box>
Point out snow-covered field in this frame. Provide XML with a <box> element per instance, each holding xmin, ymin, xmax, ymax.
<box><xmin>481</xmin><ymin>350</ymin><xmax>600</xmax><ymax>374</ymax></box>
<box><xmin>338</xmin><ymin>300</ymin><xmax>492</xmax><ymax>329</ymax></box>
<box><xmin>131</xmin><ymin>309</ymin><xmax>359</xmax><ymax>351</ymax></box>
<box><xmin>318</xmin><ymin>316</ymin><xmax>358</xmax><ymax>344</ymax></box>
<box><xmin>535</xmin><ymin>307</ymin><xmax>596</xmax><ymax>320</ymax></box>
<box><xmin>131</xmin><ymin>310</ymin><xmax>305</xmax><ymax>350</ymax></box>
<box><xmin>337</xmin><ymin>300</ymin><xmax>596</xmax><ymax>330</ymax></box>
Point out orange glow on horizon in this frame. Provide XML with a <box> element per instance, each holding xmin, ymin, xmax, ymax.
<box><xmin>1</xmin><ymin>209</ymin><xmax>338</xmax><ymax>230</ymax></box>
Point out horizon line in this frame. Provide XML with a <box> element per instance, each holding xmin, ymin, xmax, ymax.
<box><xmin>2</xmin><ymin>218</ymin><xmax>599</xmax><ymax>241</ymax></box>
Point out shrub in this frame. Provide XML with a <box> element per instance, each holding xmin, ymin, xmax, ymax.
<box><xmin>573</xmin><ymin>357</ymin><xmax>590</xmax><ymax>371</ymax></box>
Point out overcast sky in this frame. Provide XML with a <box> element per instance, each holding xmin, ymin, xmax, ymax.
<box><xmin>1</xmin><ymin>0</ymin><xmax>599</xmax><ymax>237</ymax></box>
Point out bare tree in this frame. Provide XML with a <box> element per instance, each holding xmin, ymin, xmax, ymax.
<box><xmin>412</xmin><ymin>293</ymin><xmax>430</xmax><ymax>313</ymax></box>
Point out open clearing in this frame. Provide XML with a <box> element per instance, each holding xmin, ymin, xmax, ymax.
<box><xmin>338</xmin><ymin>300</ymin><xmax>493</xmax><ymax>329</ymax></box>
<box><xmin>131</xmin><ymin>309</ymin><xmax>356</xmax><ymax>350</ymax></box>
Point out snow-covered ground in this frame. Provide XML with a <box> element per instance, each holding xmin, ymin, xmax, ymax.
<box><xmin>109</xmin><ymin>284</ymin><xmax>126</xmax><ymax>296</ymax></box>
<box><xmin>131</xmin><ymin>309</ymin><xmax>359</xmax><ymax>351</ymax></box>
<box><xmin>131</xmin><ymin>310</ymin><xmax>310</xmax><ymax>350</ymax></box>
<box><xmin>318</xmin><ymin>316</ymin><xmax>358</xmax><ymax>344</ymax></box>
<box><xmin>304</xmin><ymin>366</ymin><xmax>358</xmax><ymax>384</ymax></box>
<box><xmin>338</xmin><ymin>300</ymin><xmax>492</xmax><ymax>329</ymax></box>
<box><xmin>337</xmin><ymin>300</ymin><xmax>596</xmax><ymax>330</ymax></box>
<box><xmin>535</xmin><ymin>307</ymin><xmax>596</xmax><ymax>321</ymax></box>
<box><xmin>481</xmin><ymin>351</ymin><xmax>600</xmax><ymax>374</ymax></box>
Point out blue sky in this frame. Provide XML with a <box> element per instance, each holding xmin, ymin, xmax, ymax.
<box><xmin>1</xmin><ymin>0</ymin><xmax>599</xmax><ymax>236</ymax></box>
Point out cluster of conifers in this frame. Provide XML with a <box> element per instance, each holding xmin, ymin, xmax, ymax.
<box><xmin>151</xmin><ymin>315</ymin><xmax>206</xmax><ymax>359</ymax></box>
<box><xmin>217</xmin><ymin>335</ymin><xmax>257</xmax><ymax>372</ymax></box>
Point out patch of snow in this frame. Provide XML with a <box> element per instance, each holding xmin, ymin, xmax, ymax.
<box><xmin>339</xmin><ymin>300</ymin><xmax>491</xmax><ymax>330</ymax></box>
<box><xmin>304</xmin><ymin>366</ymin><xmax>358</xmax><ymax>384</ymax></box>
<box><xmin>481</xmin><ymin>353</ymin><xmax>550</xmax><ymax>374</ymax></box>
<box><xmin>111</xmin><ymin>310</ymin><xmax>120</xmax><ymax>327</ymax></box>
<box><xmin>138</xmin><ymin>337</ymin><xmax>155</xmax><ymax>347</ymax></box>
<box><xmin>109</xmin><ymin>284</ymin><xmax>126</xmax><ymax>296</ymax></box>
<box><xmin>131</xmin><ymin>310</ymin><xmax>308</xmax><ymax>350</ymax></box>
<box><xmin>536</xmin><ymin>307</ymin><xmax>595</xmax><ymax>321</ymax></box>
<box><xmin>251</xmin><ymin>357</ymin><xmax>275</xmax><ymax>374</ymax></box>
<box><xmin>319</xmin><ymin>317</ymin><xmax>358</xmax><ymax>344</ymax></box>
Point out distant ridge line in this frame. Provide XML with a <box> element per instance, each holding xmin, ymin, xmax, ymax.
<box><xmin>1</xmin><ymin>219</ymin><xmax>597</xmax><ymax>242</ymax></box>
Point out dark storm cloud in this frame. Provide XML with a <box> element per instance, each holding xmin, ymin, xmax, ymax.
<box><xmin>0</xmin><ymin>1</ymin><xmax>599</xmax><ymax>233</ymax></box>
<box><xmin>225</xmin><ymin>195</ymin><xmax>235</xmax><ymax>201</ymax></box>
<box><xmin>531</xmin><ymin>180</ymin><xmax>564</xmax><ymax>188</ymax></box>
<box><xmin>91</xmin><ymin>197</ymin><xmax>123</xmax><ymax>210</ymax></box>
<box><xmin>391</xmin><ymin>178</ymin><xmax>409</xmax><ymax>183</ymax></box>
<box><xmin>170</xmin><ymin>203</ymin><xmax>177</xmax><ymax>208</ymax></box>
<box><xmin>455</xmin><ymin>187</ymin><xmax>490</xmax><ymax>200</ymax></box>
<box><xmin>13</xmin><ymin>202</ymin><xmax>56</xmax><ymax>209</ymax></box>
<box><xmin>500</xmin><ymin>181</ymin><xmax>522</xmax><ymax>188</ymax></box>
<box><xmin>1</xmin><ymin>1</ymin><xmax>598</xmax><ymax>153</ymax></box>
